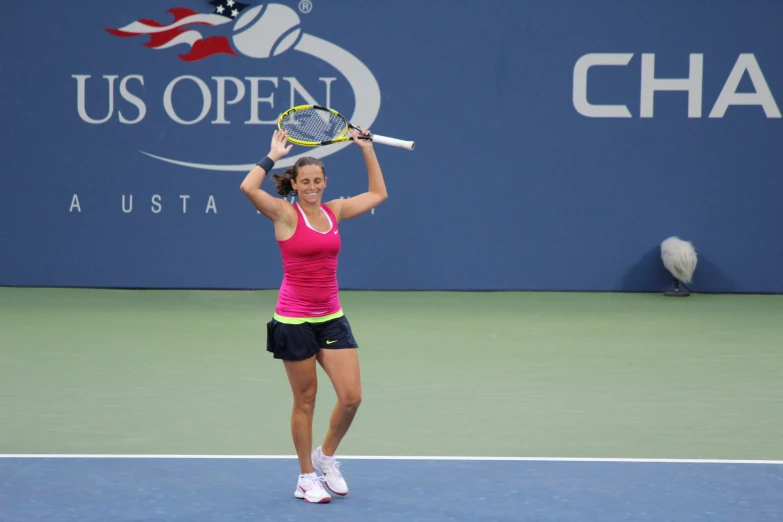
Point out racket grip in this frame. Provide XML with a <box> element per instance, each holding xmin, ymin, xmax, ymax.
<box><xmin>371</xmin><ymin>134</ymin><xmax>415</xmax><ymax>150</ymax></box>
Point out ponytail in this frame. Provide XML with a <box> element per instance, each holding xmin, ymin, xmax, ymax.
<box><xmin>272</xmin><ymin>168</ymin><xmax>296</xmax><ymax>197</ymax></box>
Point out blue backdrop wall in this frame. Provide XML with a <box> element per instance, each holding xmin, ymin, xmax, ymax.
<box><xmin>2</xmin><ymin>0</ymin><xmax>781</xmax><ymax>293</ymax></box>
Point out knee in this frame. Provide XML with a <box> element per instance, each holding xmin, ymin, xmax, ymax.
<box><xmin>339</xmin><ymin>391</ymin><xmax>362</xmax><ymax>411</ymax></box>
<box><xmin>294</xmin><ymin>389</ymin><xmax>317</xmax><ymax>414</ymax></box>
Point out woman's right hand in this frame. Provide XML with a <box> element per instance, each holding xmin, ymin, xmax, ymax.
<box><xmin>269</xmin><ymin>130</ymin><xmax>293</xmax><ymax>161</ymax></box>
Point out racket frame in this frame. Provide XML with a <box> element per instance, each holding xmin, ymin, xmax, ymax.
<box><xmin>277</xmin><ymin>105</ymin><xmax>352</xmax><ymax>147</ymax></box>
<box><xmin>277</xmin><ymin>104</ymin><xmax>415</xmax><ymax>150</ymax></box>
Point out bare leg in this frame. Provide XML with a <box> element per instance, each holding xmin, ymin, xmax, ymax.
<box><xmin>316</xmin><ymin>348</ymin><xmax>362</xmax><ymax>456</ymax></box>
<box><xmin>283</xmin><ymin>355</ymin><xmax>319</xmax><ymax>473</ymax></box>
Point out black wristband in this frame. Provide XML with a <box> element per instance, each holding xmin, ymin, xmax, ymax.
<box><xmin>256</xmin><ymin>156</ymin><xmax>275</xmax><ymax>172</ymax></box>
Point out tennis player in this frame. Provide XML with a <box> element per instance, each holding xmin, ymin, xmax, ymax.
<box><xmin>240</xmin><ymin>127</ymin><xmax>388</xmax><ymax>503</ymax></box>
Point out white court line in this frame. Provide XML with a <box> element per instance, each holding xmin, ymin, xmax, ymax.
<box><xmin>1</xmin><ymin>455</ymin><xmax>781</xmax><ymax>465</ymax></box>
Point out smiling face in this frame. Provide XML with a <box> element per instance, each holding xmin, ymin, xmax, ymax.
<box><xmin>291</xmin><ymin>164</ymin><xmax>326</xmax><ymax>204</ymax></box>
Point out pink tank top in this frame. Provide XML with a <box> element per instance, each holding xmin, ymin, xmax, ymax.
<box><xmin>275</xmin><ymin>203</ymin><xmax>342</xmax><ymax>318</ymax></box>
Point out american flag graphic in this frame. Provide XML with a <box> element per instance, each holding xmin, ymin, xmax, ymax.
<box><xmin>106</xmin><ymin>1</ymin><xmax>250</xmax><ymax>62</ymax></box>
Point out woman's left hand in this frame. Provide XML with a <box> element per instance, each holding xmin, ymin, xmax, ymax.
<box><xmin>350</xmin><ymin>127</ymin><xmax>374</xmax><ymax>150</ymax></box>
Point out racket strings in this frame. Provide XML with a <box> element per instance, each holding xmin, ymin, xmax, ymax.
<box><xmin>280</xmin><ymin>109</ymin><xmax>347</xmax><ymax>144</ymax></box>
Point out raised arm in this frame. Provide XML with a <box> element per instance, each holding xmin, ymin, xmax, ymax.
<box><xmin>240</xmin><ymin>130</ymin><xmax>293</xmax><ymax>222</ymax></box>
<box><xmin>327</xmin><ymin>128</ymin><xmax>389</xmax><ymax>222</ymax></box>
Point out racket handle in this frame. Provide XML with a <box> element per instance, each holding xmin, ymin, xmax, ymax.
<box><xmin>371</xmin><ymin>134</ymin><xmax>416</xmax><ymax>150</ymax></box>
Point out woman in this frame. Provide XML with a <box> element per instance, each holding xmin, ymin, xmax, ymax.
<box><xmin>240</xmin><ymin>127</ymin><xmax>388</xmax><ymax>503</ymax></box>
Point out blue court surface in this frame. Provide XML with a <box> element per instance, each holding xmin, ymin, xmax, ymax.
<box><xmin>1</xmin><ymin>456</ymin><xmax>781</xmax><ymax>521</ymax></box>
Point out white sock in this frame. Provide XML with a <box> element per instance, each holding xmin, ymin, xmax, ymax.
<box><xmin>299</xmin><ymin>472</ymin><xmax>317</xmax><ymax>480</ymax></box>
<box><xmin>319</xmin><ymin>447</ymin><xmax>334</xmax><ymax>460</ymax></box>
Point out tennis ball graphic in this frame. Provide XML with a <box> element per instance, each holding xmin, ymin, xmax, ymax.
<box><xmin>232</xmin><ymin>3</ymin><xmax>302</xmax><ymax>59</ymax></box>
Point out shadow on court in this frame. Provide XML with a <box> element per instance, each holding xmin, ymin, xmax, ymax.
<box><xmin>1</xmin><ymin>457</ymin><xmax>780</xmax><ymax>521</ymax></box>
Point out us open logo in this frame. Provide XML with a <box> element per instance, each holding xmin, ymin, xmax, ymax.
<box><xmin>73</xmin><ymin>1</ymin><xmax>381</xmax><ymax>171</ymax></box>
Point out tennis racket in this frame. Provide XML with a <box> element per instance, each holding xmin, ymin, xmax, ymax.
<box><xmin>277</xmin><ymin>105</ymin><xmax>415</xmax><ymax>150</ymax></box>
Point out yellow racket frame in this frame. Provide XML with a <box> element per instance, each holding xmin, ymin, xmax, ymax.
<box><xmin>277</xmin><ymin>105</ymin><xmax>351</xmax><ymax>147</ymax></box>
<box><xmin>277</xmin><ymin>104</ymin><xmax>416</xmax><ymax>150</ymax></box>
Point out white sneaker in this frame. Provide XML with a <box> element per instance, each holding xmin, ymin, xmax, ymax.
<box><xmin>294</xmin><ymin>473</ymin><xmax>332</xmax><ymax>503</ymax></box>
<box><xmin>312</xmin><ymin>446</ymin><xmax>349</xmax><ymax>496</ymax></box>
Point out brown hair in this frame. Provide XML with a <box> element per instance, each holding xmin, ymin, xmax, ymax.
<box><xmin>272</xmin><ymin>157</ymin><xmax>326</xmax><ymax>197</ymax></box>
